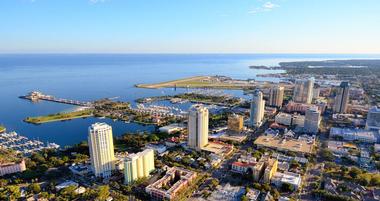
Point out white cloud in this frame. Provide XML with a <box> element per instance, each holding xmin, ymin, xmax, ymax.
<box><xmin>263</xmin><ymin>2</ymin><xmax>279</xmax><ymax>10</ymax></box>
<box><xmin>89</xmin><ymin>0</ymin><xmax>107</xmax><ymax>3</ymax></box>
<box><xmin>248</xmin><ymin>1</ymin><xmax>280</xmax><ymax>14</ymax></box>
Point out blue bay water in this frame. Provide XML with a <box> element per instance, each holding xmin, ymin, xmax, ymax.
<box><xmin>0</xmin><ymin>54</ymin><xmax>379</xmax><ymax>146</ymax></box>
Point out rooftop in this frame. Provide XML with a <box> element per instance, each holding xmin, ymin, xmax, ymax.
<box><xmin>254</xmin><ymin>135</ymin><xmax>314</xmax><ymax>154</ymax></box>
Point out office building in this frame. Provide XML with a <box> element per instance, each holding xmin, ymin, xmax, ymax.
<box><xmin>293</xmin><ymin>78</ymin><xmax>314</xmax><ymax>104</ymax></box>
<box><xmin>227</xmin><ymin>114</ymin><xmax>244</xmax><ymax>133</ymax></box>
<box><xmin>304</xmin><ymin>107</ymin><xmax>321</xmax><ymax>134</ymax></box>
<box><xmin>333</xmin><ymin>82</ymin><xmax>350</xmax><ymax>113</ymax></box>
<box><xmin>250</xmin><ymin>90</ymin><xmax>265</xmax><ymax>127</ymax></box>
<box><xmin>269</xmin><ymin>86</ymin><xmax>284</xmax><ymax>107</ymax></box>
<box><xmin>88</xmin><ymin>123</ymin><xmax>115</xmax><ymax>178</ymax></box>
<box><xmin>124</xmin><ymin>149</ymin><xmax>155</xmax><ymax>184</ymax></box>
<box><xmin>366</xmin><ymin>106</ymin><xmax>380</xmax><ymax>131</ymax></box>
<box><xmin>188</xmin><ymin>105</ymin><xmax>209</xmax><ymax>150</ymax></box>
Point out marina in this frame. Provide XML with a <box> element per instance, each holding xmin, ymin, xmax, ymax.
<box><xmin>0</xmin><ymin>131</ymin><xmax>60</xmax><ymax>155</ymax></box>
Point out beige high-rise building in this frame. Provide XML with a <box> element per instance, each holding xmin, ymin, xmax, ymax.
<box><xmin>228</xmin><ymin>114</ymin><xmax>244</xmax><ymax>133</ymax></box>
<box><xmin>124</xmin><ymin>149</ymin><xmax>155</xmax><ymax>184</ymax></box>
<box><xmin>269</xmin><ymin>86</ymin><xmax>284</xmax><ymax>107</ymax></box>
<box><xmin>188</xmin><ymin>105</ymin><xmax>209</xmax><ymax>150</ymax></box>
<box><xmin>250</xmin><ymin>90</ymin><xmax>265</xmax><ymax>127</ymax></box>
<box><xmin>333</xmin><ymin>82</ymin><xmax>350</xmax><ymax>114</ymax></box>
<box><xmin>88</xmin><ymin>123</ymin><xmax>115</xmax><ymax>178</ymax></box>
<box><xmin>304</xmin><ymin>107</ymin><xmax>321</xmax><ymax>134</ymax></box>
<box><xmin>293</xmin><ymin>78</ymin><xmax>314</xmax><ymax>104</ymax></box>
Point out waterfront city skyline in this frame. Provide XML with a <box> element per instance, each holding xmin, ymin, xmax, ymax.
<box><xmin>0</xmin><ymin>0</ymin><xmax>379</xmax><ymax>54</ymax></box>
<box><xmin>1</xmin><ymin>1</ymin><xmax>380</xmax><ymax>200</ymax></box>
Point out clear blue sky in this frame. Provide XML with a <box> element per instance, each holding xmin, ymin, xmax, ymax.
<box><xmin>1</xmin><ymin>0</ymin><xmax>379</xmax><ymax>53</ymax></box>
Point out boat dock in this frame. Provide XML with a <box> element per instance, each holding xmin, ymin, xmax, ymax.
<box><xmin>20</xmin><ymin>91</ymin><xmax>93</xmax><ymax>107</ymax></box>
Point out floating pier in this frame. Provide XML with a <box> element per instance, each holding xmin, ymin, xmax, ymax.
<box><xmin>19</xmin><ymin>91</ymin><xmax>93</xmax><ymax>107</ymax></box>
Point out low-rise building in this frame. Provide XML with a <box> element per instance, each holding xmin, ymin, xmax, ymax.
<box><xmin>207</xmin><ymin>183</ymin><xmax>245</xmax><ymax>201</ymax></box>
<box><xmin>68</xmin><ymin>163</ymin><xmax>90</xmax><ymax>176</ymax></box>
<box><xmin>201</xmin><ymin>141</ymin><xmax>234</xmax><ymax>157</ymax></box>
<box><xmin>146</xmin><ymin>143</ymin><xmax>167</xmax><ymax>154</ymax></box>
<box><xmin>330</xmin><ymin>127</ymin><xmax>377</xmax><ymax>143</ymax></box>
<box><xmin>159</xmin><ymin>124</ymin><xmax>185</xmax><ymax>134</ymax></box>
<box><xmin>374</xmin><ymin>144</ymin><xmax>380</xmax><ymax>152</ymax></box>
<box><xmin>254</xmin><ymin>135</ymin><xmax>315</xmax><ymax>155</ymax></box>
<box><xmin>271</xmin><ymin>172</ymin><xmax>302</xmax><ymax>190</ymax></box>
<box><xmin>145</xmin><ymin>167</ymin><xmax>197</xmax><ymax>201</ymax></box>
<box><xmin>0</xmin><ymin>159</ymin><xmax>26</xmax><ymax>176</ymax></box>
<box><xmin>55</xmin><ymin>181</ymin><xmax>79</xmax><ymax>191</ymax></box>
<box><xmin>231</xmin><ymin>161</ymin><xmax>256</xmax><ymax>174</ymax></box>
<box><xmin>246</xmin><ymin>188</ymin><xmax>260</xmax><ymax>201</ymax></box>
<box><xmin>327</xmin><ymin>140</ymin><xmax>358</xmax><ymax>155</ymax></box>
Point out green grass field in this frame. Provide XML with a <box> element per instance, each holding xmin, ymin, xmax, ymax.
<box><xmin>25</xmin><ymin>109</ymin><xmax>94</xmax><ymax>124</ymax></box>
<box><xmin>0</xmin><ymin>126</ymin><xmax>5</xmax><ymax>133</ymax></box>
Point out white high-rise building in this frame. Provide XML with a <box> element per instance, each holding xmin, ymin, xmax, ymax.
<box><xmin>88</xmin><ymin>123</ymin><xmax>115</xmax><ymax>178</ymax></box>
<box><xmin>293</xmin><ymin>78</ymin><xmax>314</xmax><ymax>104</ymax></box>
<box><xmin>250</xmin><ymin>90</ymin><xmax>265</xmax><ymax>127</ymax></box>
<box><xmin>333</xmin><ymin>82</ymin><xmax>350</xmax><ymax>114</ymax></box>
<box><xmin>304</xmin><ymin>107</ymin><xmax>321</xmax><ymax>134</ymax></box>
<box><xmin>366</xmin><ymin>106</ymin><xmax>380</xmax><ymax>131</ymax></box>
<box><xmin>124</xmin><ymin>149</ymin><xmax>155</xmax><ymax>184</ymax></box>
<box><xmin>188</xmin><ymin>105</ymin><xmax>209</xmax><ymax>150</ymax></box>
<box><xmin>269</xmin><ymin>86</ymin><xmax>284</xmax><ymax>107</ymax></box>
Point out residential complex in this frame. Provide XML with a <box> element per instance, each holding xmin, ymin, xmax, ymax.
<box><xmin>333</xmin><ymin>82</ymin><xmax>350</xmax><ymax>114</ymax></box>
<box><xmin>269</xmin><ymin>86</ymin><xmax>284</xmax><ymax>107</ymax></box>
<box><xmin>250</xmin><ymin>90</ymin><xmax>265</xmax><ymax>127</ymax></box>
<box><xmin>304</xmin><ymin>107</ymin><xmax>321</xmax><ymax>134</ymax></box>
<box><xmin>145</xmin><ymin>167</ymin><xmax>197</xmax><ymax>200</ymax></box>
<box><xmin>188</xmin><ymin>105</ymin><xmax>209</xmax><ymax>150</ymax></box>
<box><xmin>293</xmin><ymin>78</ymin><xmax>314</xmax><ymax>104</ymax></box>
<box><xmin>124</xmin><ymin>149</ymin><xmax>155</xmax><ymax>184</ymax></box>
<box><xmin>88</xmin><ymin>123</ymin><xmax>115</xmax><ymax>178</ymax></box>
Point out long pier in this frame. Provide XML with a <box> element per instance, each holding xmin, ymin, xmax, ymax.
<box><xmin>20</xmin><ymin>91</ymin><xmax>93</xmax><ymax>107</ymax></box>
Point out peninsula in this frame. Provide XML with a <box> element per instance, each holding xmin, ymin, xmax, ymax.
<box><xmin>136</xmin><ymin>75</ymin><xmax>255</xmax><ymax>90</ymax></box>
<box><xmin>24</xmin><ymin>109</ymin><xmax>94</xmax><ymax>124</ymax></box>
